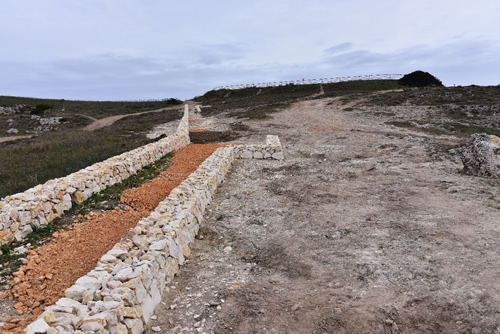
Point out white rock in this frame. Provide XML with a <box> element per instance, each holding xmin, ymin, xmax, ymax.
<box><xmin>25</xmin><ymin>318</ymin><xmax>50</xmax><ymax>334</ymax></box>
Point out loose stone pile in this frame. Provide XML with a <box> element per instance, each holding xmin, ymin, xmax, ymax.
<box><xmin>233</xmin><ymin>135</ymin><xmax>284</xmax><ymax>160</ymax></box>
<box><xmin>0</xmin><ymin>106</ymin><xmax>190</xmax><ymax>246</ymax></box>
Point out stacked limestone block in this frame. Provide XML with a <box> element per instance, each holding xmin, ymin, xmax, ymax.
<box><xmin>233</xmin><ymin>135</ymin><xmax>284</xmax><ymax>160</ymax></box>
<box><xmin>25</xmin><ymin>147</ymin><xmax>235</xmax><ymax>334</ymax></box>
<box><xmin>0</xmin><ymin>106</ymin><xmax>190</xmax><ymax>246</ymax></box>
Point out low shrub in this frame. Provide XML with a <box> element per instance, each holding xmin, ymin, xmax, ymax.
<box><xmin>398</xmin><ymin>71</ymin><xmax>443</xmax><ymax>87</ymax></box>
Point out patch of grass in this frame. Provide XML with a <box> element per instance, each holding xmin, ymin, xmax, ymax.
<box><xmin>195</xmin><ymin>84</ymin><xmax>320</xmax><ymax>117</ymax></box>
<box><xmin>343</xmin><ymin>107</ymin><xmax>355</xmax><ymax>111</ymax></box>
<box><xmin>386</xmin><ymin>119</ymin><xmax>500</xmax><ymax>137</ymax></box>
<box><xmin>365</xmin><ymin>86</ymin><xmax>500</xmax><ymax>107</ymax></box>
<box><xmin>0</xmin><ymin>96</ymin><xmax>183</xmax><ymax>119</ymax></box>
<box><xmin>442</xmin><ymin>123</ymin><xmax>500</xmax><ymax>137</ymax></box>
<box><xmin>71</xmin><ymin>151</ymin><xmax>174</xmax><ymax>215</ymax></box>
<box><xmin>0</xmin><ymin>107</ymin><xmax>183</xmax><ymax>198</ymax></box>
<box><xmin>372</xmin><ymin>111</ymin><xmax>396</xmax><ymax>117</ymax></box>
<box><xmin>229</xmin><ymin>103</ymin><xmax>290</xmax><ymax>119</ymax></box>
<box><xmin>232</xmin><ymin>123</ymin><xmax>251</xmax><ymax>131</ymax></box>
<box><xmin>322</xmin><ymin>80</ymin><xmax>402</xmax><ymax>99</ymax></box>
<box><xmin>0</xmin><ymin>131</ymin><xmax>140</xmax><ymax>197</ymax></box>
<box><xmin>195</xmin><ymin>80</ymin><xmax>402</xmax><ymax>119</ymax></box>
<box><xmin>386</xmin><ymin>121</ymin><xmax>415</xmax><ymax>128</ymax></box>
<box><xmin>0</xmin><ymin>151</ymin><xmax>174</xmax><ymax>284</ymax></box>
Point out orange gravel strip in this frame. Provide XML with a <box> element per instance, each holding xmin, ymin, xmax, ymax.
<box><xmin>2</xmin><ymin>144</ymin><xmax>222</xmax><ymax>333</ymax></box>
<box><xmin>189</xmin><ymin>129</ymin><xmax>208</xmax><ymax>132</ymax></box>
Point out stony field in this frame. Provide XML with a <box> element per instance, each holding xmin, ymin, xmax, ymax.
<box><xmin>146</xmin><ymin>90</ymin><xmax>500</xmax><ymax>333</ymax></box>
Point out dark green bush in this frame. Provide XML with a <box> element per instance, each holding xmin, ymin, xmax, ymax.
<box><xmin>32</xmin><ymin>103</ymin><xmax>53</xmax><ymax>114</ymax></box>
<box><xmin>398</xmin><ymin>71</ymin><xmax>443</xmax><ymax>87</ymax></box>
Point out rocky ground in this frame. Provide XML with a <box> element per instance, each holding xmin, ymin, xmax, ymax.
<box><xmin>1</xmin><ymin>90</ymin><xmax>499</xmax><ymax>333</ymax></box>
<box><xmin>144</xmin><ymin>96</ymin><xmax>500</xmax><ymax>333</ymax></box>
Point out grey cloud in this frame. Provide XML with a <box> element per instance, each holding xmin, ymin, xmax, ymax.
<box><xmin>1</xmin><ymin>38</ymin><xmax>499</xmax><ymax>102</ymax></box>
<box><xmin>324</xmin><ymin>42</ymin><xmax>353</xmax><ymax>55</ymax></box>
<box><xmin>322</xmin><ymin>39</ymin><xmax>500</xmax><ymax>85</ymax></box>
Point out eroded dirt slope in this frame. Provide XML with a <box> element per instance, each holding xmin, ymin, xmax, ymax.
<box><xmin>146</xmin><ymin>97</ymin><xmax>500</xmax><ymax>333</ymax></box>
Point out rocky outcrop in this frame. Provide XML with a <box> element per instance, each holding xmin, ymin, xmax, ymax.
<box><xmin>453</xmin><ymin>133</ymin><xmax>500</xmax><ymax>177</ymax></box>
<box><xmin>0</xmin><ymin>105</ymin><xmax>31</xmax><ymax>115</ymax></box>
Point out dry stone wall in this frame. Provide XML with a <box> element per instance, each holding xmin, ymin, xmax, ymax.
<box><xmin>0</xmin><ymin>106</ymin><xmax>190</xmax><ymax>246</ymax></box>
<box><xmin>25</xmin><ymin>147</ymin><xmax>235</xmax><ymax>334</ymax></box>
<box><xmin>233</xmin><ymin>135</ymin><xmax>284</xmax><ymax>160</ymax></box>
<box><xmin>24</xmin><ymin>134</ymin><xmax>284</xmax><ymax>333</ymax></box>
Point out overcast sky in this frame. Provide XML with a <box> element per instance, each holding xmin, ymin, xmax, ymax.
<box><xmin>1</xmin><ymin>1</ymin><xmax>499</xmax><ymax>101</ymax></box>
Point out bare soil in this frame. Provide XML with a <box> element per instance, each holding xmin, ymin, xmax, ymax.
<box><xmin>144</xmin><ymin>97</ymin><xmax>500</xmax><ymax>333</ymax></box>
<box><xmin>0</xmin><ymin>144</ymin><xmax>222</xmax><ymax>333</ymax></box>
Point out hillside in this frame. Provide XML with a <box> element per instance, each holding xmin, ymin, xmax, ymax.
<box><xmin>0</xmin><ymin>97</ymin><xmax>183</xmax><ymax>197</ymax></box>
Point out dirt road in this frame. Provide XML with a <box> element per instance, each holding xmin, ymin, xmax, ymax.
<box><xmin>145</xmin><ymin>97</ymin><xmax>500</xmax><ymax>333</ymax></box>
<box><xmin>0</xmin><ymin>135</ymin><xmax>36</xmax><ymax>143</ymax></box>
<box><xmin>83</xmin><ymin>104</ymin><xmax>185</xmax><ymax>131</ymax></box>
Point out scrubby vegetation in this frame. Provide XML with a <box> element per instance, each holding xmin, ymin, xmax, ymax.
<box><xmin>195</xmin><ymin>80</ymin><xmax>403</xmax><ymax>119</ymax></box>
<box><xmin>0</xmin><ymin>97</ymin><xmax>183</xmax><ymax>198</ymax></box>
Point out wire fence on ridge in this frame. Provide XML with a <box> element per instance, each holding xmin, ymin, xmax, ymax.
<box><xmin>212</xmin><ymin>74</ymin><xmax>403</xmax><ymax>91</ymax></box>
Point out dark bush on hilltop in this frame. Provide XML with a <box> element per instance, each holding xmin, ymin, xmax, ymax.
<box><xmin>32</xmin><ymin>103</ymin><xmax>53</xmax><ymax>115</ymax></box>
<box><xmin>162</xmin><ymin>98</ymin><xmax>183</xmax><ymax>105</ymax></box>
<box><xmin>398</xmin><ymin>70</ymin><xmax>443</xmax><ymax>87</ymax></box>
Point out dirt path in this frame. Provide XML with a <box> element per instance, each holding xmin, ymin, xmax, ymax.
<box><xmin>0</xmin><ymin>144</ymin><xmax>222</xmax><ymax>333</ymax></box>
<box><xmin>145</xmin><ymin>98</ymin><xmax>500</xmax><ymax>333</ymax></box>
<box><xmin>83</xmin><ymin>104</ymin><xmax>188</xmax><ymax>131</ymax></box>
<box><xmin>0</xmin><ymin>135</ymin><xmax>37</xmax><ymax>143</ymax></box>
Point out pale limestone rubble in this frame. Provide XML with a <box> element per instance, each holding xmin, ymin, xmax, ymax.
<box><xmin>233</xmin><ymin>135</ymin><xmax>284</xmax><ymax>160</ymax></box>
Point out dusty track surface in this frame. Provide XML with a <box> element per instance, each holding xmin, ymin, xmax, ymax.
<box><xmin>145</xmin><ymin>98</ymin><xmax>500</xmax><ymax>333</ymax></box>
<box><xmin>0</xmin><ymin>144</ymin><xmax>222</xmax><ymax>333</ymax></box>
<box><xmin>83</xmin><ymin>105</ymin><xmax>184</xmax><ymax>131</ymax></box>
<box><xmin>0</xmin><ymin>135</ymin><xmax>37</xmax><ymax>144</ymax></box>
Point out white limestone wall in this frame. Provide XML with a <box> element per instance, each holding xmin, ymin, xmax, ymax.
<box><xmin>23</xmin><ymin>134</ymin><xmax>284</xmax><ymax>333</ymax></box>
<box><xmin>25</xmin><ymin>147</ymin><xmax>235</xmax><ymax>334</ymax></box>
<box><xmin>0</xmin><ymin>105</ymin><xmax>190</xmax><ymax>246</ymax></box>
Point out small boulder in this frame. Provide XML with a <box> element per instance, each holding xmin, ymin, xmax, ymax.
<box><xmin>453</xmin><ymin>133</ymin><xmax>500</xmax><ymax>177</ymax></box>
